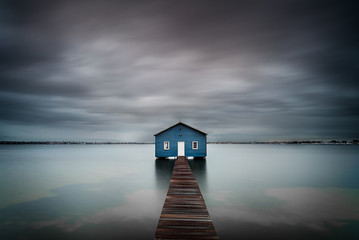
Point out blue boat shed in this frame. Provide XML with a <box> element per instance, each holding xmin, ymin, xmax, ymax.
<box><xmin>154</xmin><ymin>122</ymin><xmax>207</xmax><ymax>159</ymax></box>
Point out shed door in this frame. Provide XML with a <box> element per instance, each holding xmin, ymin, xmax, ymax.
<box><xmin>177</xmin><ymin>142</ymin><xmax>185</xmax><ymax>156</ymax></box>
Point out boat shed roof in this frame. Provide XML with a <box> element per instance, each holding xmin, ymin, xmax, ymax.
<box><xmin>154</xmin><ymin>122</ymin><xmax>207</xmax><ymax>136</ymax></box>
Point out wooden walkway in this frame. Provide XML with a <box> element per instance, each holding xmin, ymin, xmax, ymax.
<box><xmin>154</xmin><ymin>156</ymin><xmax>219</xmax><ymax>240</ymax></box>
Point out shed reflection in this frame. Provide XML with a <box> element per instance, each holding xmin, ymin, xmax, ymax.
<box><xmin>154</xmin><ymin>158</ymin><xmax>175</xmax><ymax>189</ymax></box>
<box><xmin>188</xmin><ymin>158</ymin><xmax>208</xmax><ymax>192</ymax></box>
<box><xmin>155</xmin><ymin>158</ymin><xmax>208</xmax><ymax>191</ymax></box>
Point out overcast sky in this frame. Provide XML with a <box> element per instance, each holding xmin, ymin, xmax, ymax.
<box><xmin>0</xmin><ymin>0</ymin><xmax>358</xmax><ymax>142</ymax></box>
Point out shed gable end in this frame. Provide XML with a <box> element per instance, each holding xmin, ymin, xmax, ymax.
<box><xmin>154</xmin><ymin>122</ymin><xmax>207</xmax><ymax>158</ymax></box>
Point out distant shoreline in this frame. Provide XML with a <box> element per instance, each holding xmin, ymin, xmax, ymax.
<box><xmin>0</xmin><ymin>141</ymin><xmax>153</xmax><ymax>145</ymax></box>
<box><xmin>1</xmin><ymin>140</ymin><xmax>358</xmax><ymax>145</ymax></box>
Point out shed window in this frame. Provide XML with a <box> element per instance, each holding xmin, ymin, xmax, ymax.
<box><xmin>164</xmin><ymin>141</ymin><xmax>170</xmax><ymax>150</ymax></box>
<box><xmin>192</xmin><ymin>141</ymin><xmax>198</xmax><ymax>150</ymax></box>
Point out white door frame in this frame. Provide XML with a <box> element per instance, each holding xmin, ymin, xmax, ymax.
<box><xmin>177</xmin><ymin>142</ymin><xmax>185</xmax><ymax>156</ymax></box>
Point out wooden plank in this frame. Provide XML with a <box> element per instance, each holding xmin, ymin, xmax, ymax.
<box><xmin>154</xmin><ymin>156</ymin><xmax>219</xmax><ymax>240</ymax></box>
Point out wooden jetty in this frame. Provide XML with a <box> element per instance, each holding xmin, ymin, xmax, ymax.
<box><xmin>154</xmin><ymin>156</ymin><xmax>219</xmax><ymax>240</ymax></box>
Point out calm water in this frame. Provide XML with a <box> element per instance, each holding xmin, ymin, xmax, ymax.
<box><xmin>0</xmin><ymin>144</ymin><xmax>358</xmax><ymax>240</ymax></box>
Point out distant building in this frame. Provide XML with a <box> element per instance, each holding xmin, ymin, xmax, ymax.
<box><xmin>154</xmin><ymin>122</ymin><xmax>207</xmax><ymax>159</ymax></box>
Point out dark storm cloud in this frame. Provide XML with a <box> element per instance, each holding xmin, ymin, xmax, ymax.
<box><xmin>0</xmin><ymin>0</ymin><xmax>358</xmax><ymax>141</ymax></box>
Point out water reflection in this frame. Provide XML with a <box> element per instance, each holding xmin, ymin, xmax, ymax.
<box><xmin>0</xmin><ymin>178</ymin><xmax>164</xmax><ymax>240</ymax></box>
<box><xmin>188</xmin><ymin>159</ymin><xmax>208</xmax><ymax>192</ymax></box>
<box><xmin>154</xmin><ymin>159</ymin><xmax>175</xmax><ymax>189</ymax></box>
<box><xmin>205</xmin><ymin>145</ymin><xmax>359</xmax><ymax>240</ymax></box>
<box><xmin>0</xmin><ymin>145</ymin><xmax>165</xmax><ymax>240</ymax></box>
<box><xmin>1</xmin><ymin>144</ymin><xmax>358</xmax><ymax>240</ymax></box>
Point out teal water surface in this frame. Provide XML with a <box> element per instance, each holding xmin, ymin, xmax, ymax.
<box><xmin>0</xmin><ymin>144</ymin><xmax>358</xmax><ymax>240</ymax></box>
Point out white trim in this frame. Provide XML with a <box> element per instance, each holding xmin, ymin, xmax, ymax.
<box><xmin>164</xmin><ymin>141</ymin><xmax>170</xmax><ymax>150</ymax></box>
<box><xmin>192</xmin><ymin>141</ymin><xmax>198</xmax><ymax>150</ymax></box>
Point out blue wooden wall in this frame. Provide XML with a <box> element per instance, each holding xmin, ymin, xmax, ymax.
<box><xmin>155</xmin><ymin>123</ymin><xmax>206</xmax><ymax>158</ymax></box>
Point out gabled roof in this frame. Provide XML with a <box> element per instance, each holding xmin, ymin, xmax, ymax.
<box><xmin>154</xmin><ymin>121</ymin><xmax>207</xmax><ymax>136</ymax></box>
